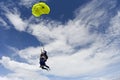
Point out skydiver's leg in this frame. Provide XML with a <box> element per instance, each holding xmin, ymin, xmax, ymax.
<box><xmin>39</xmin><ymin>60</ymin><xmax>49</xmax><ymax>71</ymax></box>
<box><xmin>44</xmin><ymin>63</ymin><xmax>50</xmax><ymax>70</ymax></box>
<box><xmin>41</xmin><ymin>66</ymin><xmax>49</xmax><ymax>71</ymax></box>
<box><xmin>45</xmin><ymin>64</ymin><xmax>49</xmax><ymax>68</ymax></box>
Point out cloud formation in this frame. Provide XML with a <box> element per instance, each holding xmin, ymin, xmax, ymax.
<box><xmin>19</xmin><ymin>0</ymin><xmax>48</xmax><ymax>8</ymax></box>
<box><xmin>0</xmin><ymin>17</ymin><xmax>7</xmax><ymax>27</ymax></box>
<box><xmin>0</xmin><ymin>0</ymin><xmax>120</xmax><ymax>80</ymax></box>
<box><xmin>6</xmin><ymin>11</ymin><xmax>27</xmax><ymax>31</ymax></box>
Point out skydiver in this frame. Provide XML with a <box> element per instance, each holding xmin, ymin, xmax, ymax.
<box><xmin>39</xmin><ymin>49</ymin><xmax>50</xmax><ymax>71</ymax></box>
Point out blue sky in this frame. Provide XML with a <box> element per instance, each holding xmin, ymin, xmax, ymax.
<box><xmin>0</xmin><ymin>0</ymin><xmax>120</xmax><ymax>80</ymax></box>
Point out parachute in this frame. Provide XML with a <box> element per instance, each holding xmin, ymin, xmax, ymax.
<box><xmin>32</xmin><ymin>2</ymin><xmax>50</xmax><ymax>17</ymax></box>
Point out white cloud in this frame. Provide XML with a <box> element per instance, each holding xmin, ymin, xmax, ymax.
<box><xmin>18</xmin><ymin>46</ymin><xmax>41</xmax><ymax>64</ymax></box>
<box><xmin>19</xmin><ymin>0</ymin><xmax>47</xmax><ymax>8</ymax></box>
<box><xmin>6</xmin><ymin>71</ymin><xmax>49</xmax><ymax>80</ymax></box>
<box><xmin>0</xmin><ymin>17</ymin><xmax>7</xmax><ymax>27</ymax></box>
<box><xmin>6</xmin><ymin>11</ymin><xmax>27</xmax><ymax>31</ymax></box>
<box><xmin>0</xmin><ymin>56</ymin><xmax>39</xmax><ymax>72</ymax></box>
<box><xmin>19</xmin><ymin>0</ymin><xmax>36</xmax><ymax>8</ymax></box>
<box><xmin>108</xmin><ymin>11</ymin><xmax>120</xmax><ymax>36</ymax></box>
<box><xmin>1</xmin><ymin>0</ymin><xmax>120</xmax><ymax>80</ymax></box>
<box><xmin>0</xmin><ymin>76</ymin><xmax>10</xmax><ymax>80</ymax></box>
<box><xmin>0</xmin><ymin>56</ymin><xmax>49</xmax><ymax>80</ymax></box>
<box><xmin>46</xmin><ymin>45</ymin><xmax>120</xmax><ymax>77</ymax></box>
<box><xmin>74</xmin><ymin>0</ymin><xmax>117</xmax><ymax>30</ymax></box>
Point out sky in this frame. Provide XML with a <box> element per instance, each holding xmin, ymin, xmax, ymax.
<box><xmin>0</xmin><ymin>0</ymin><xmax>120</xmax><ymax>80</ymax></box>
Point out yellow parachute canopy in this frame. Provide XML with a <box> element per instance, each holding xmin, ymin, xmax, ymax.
<box><xmin>32</xmin><ymin>2</ymin><xmax>50</xmax><ymax>17</ymax></box>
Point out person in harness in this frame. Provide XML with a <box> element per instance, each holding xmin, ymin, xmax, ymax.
<box><xmin>39</xmin><ymin>48</ymin><xmax>50</xmax><ymax>71</ymax></box>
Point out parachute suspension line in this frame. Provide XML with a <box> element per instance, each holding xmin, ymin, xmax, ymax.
<box><xmin>40</xmin><ymin>42</ymin><xmax>45</xmax><ymax>52</ymax></box>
